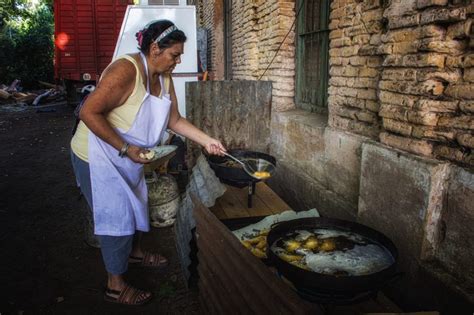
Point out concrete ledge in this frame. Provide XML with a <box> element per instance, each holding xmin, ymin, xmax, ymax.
<box><xmin>270</xmin><ymin>109</ymin><xmax>370</xmax><ymax>219</ymax></box>
<box><xmin>358</xmin><ymin>142</ymin><xmax>449</xmax><ymax>273</ymax></box>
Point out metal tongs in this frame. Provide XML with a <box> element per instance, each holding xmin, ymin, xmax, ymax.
<box><xmin>220</xmin><ymin>150</ymin><xmax>275</xmax><ymax>180</ymax></box>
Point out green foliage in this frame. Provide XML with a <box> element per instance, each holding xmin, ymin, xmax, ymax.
<box><xmin>0</xmin><ymin>0</ymin><xmax>53</xmax><ymax>89</ymax></box>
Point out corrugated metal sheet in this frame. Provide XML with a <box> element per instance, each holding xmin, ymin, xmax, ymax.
<box><xmin>54</xmin><ymin>0</ymin><xmax>131</xmax><ymax>81</ymax></box>
<box><xmin>192</xmin><ymin>195</ymin><xmax>322</xmax><ymax>314</ymax></box>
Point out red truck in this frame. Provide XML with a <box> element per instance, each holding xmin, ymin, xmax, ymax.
<box><xmin>54</xmin><ymin>0</ymin><xmax>133</xmax><ymax>103</ymax></box>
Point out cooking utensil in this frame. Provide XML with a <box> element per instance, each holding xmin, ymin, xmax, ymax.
<box><xmin>220</xmin><ymin>150</ymin><xmax>276</xmax><ymax>180</ymax></box>
<box><xmin>266</xmin><ymin>217</ymin><xmax>399</xmax><ymax>295</ymax></box>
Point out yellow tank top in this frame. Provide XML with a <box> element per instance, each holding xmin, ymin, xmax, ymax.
<box><xmin>70</xmin><ymin>55</ymin><xmax>170</xmax><ymax>162</ymax></box>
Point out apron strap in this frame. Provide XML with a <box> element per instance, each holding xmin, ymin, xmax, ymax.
<box><xmin>140</xmin><ymin>52</ymin><xmax>165</xmax><ymax>96</ymax></box>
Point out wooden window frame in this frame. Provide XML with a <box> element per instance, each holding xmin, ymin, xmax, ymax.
<box><xmin>224</xmin><ymin>0</ymin><xmax>232</xmax><ymax>80</ymax></box>
<box><xmin>295</xmin><ymin>0</ymin><xmax>330</xmax><ymax>112</ymax></box>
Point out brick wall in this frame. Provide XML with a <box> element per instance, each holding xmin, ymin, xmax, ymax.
<box><xmin>196</xmin><ymin>0</ymin><xmax>297</xmax><ymax>111</ymax></box>
<box><xmin>329</xmin><ymin>0</ymin><xmax>473</xmax><ymax>166</ymax></box>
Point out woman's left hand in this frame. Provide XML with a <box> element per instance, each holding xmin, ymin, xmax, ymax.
<box><xmin>204</xmin><ymin>138</ymin><xmax>226</xmax><ymax>156</ymax></box>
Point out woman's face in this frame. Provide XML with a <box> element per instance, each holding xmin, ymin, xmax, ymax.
<box><xmin>153</xmin><ymin>42</ymin><xmax>184</xmax><ymax>73</ymax></box>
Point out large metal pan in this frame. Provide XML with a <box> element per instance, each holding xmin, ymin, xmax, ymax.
<box><xmin>266</xmin><ymin>217</ymin><xmax>399</xmax><ymax>294</ymax></box>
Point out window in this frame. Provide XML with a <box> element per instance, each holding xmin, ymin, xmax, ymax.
<box><xmin>224</xmin><ymin>0</ymin><xmax>232</xmax><ymax>80</ymax></box>
<box><xmin>296</xmin><ymin>0</ymin><xmax>329</xmax><ymax>112</ymax></box>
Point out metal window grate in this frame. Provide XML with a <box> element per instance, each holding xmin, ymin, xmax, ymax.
<box><xmin>296</xmin><ymin>0</ymin><xmax>329</xmax><ymax>112</ymax></box>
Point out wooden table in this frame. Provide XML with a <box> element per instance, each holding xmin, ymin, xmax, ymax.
<box><xmin>209</xmin><ymin>182</ymin><xmax>291</xmax><ymax>219</ymax></box>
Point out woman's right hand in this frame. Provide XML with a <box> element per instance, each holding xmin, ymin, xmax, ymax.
<box><xmin>126</xmin><ymin>145</ymin><xmax>152</xmax><ymax>164</ymax></box>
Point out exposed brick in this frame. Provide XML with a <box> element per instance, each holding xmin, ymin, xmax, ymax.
<box><xmin>420</xmin><ymin>7</ymin><xmax>467</xmax><ymax>25</ymax></box>
<box><xmin>457</xmin><ymin>133</ymin><xmax>474</xmax><ymax>149</ymax></box>
<box><xmin>416</xmin><ymin>0</ymin><xmax>448</xmax><ymax>9</ymax></box>
<box><xmin>383</xmin><ymin>118</ymin><xmax>413</xmax><ymax>136</ymax></box>
<box><xmin>445</xmin><ymin>83</ymin><xmax>474</xmax><ymax>99</ymax></box>
<box><xmin>447</xmin><ymin>20</ymin><xmax>473</xmax><ymax>39</ymax></box>
<box><xmin>407</xmin><ymin>110</ymin><xmax>441</xmax><ymax>126</ymax></box>
<box><xmin>464</xmin><ymin>68</ymin><xmax>474</xmax><ymax>82</ymax></box>
<box><xmin>433</xmin><ymin>144</ymin><xmax>473</xmax><ymax>165</ymax></box>
<box><xmin>460</xmin><ymin>101</ymin><xmax>474</xmax><ymax>114</ymax></box>
<box><xmin>415</xmin><ymin>99</ymin><xmax>459</xmax><ymax>113</ymax></box>
<box><xmin>438</xmin><ymin>115</ymin><xmax>474</xmax><ymax>130</ymax></box>
<box><xmin>380</xmin><ymin>132</ymin><xmax>434</xmax><ymax>156</ymax></box>
<box><xmin>379</xmin><ymin>90</ymin><xmax>418</xmax><ymax>108</ymax></box>
<box><xmin>412</xmin><ymin>125</ymin><xmax>456</xmax><ymax>141</ymax></box>
<box><xmin>379</xmin><ymin>104</ymin><xmax>409</xmax><ymax>121</ymax></box>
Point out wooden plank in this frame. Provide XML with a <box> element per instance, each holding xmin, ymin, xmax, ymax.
<box><xmin>208</xmin><ymin>199</ymin><xmax>227</xmax><ymax>219</ymax></box>
<box><xmin>192</xmin><ymin>195</ymin><xmax>321</xmax><ymax>314</ymax></box>
<box><xmin>226</xmin><ymin>185</ymin><xmax>274</xmax><ymax>217</ymax></box>
<box><xmin>216</xmin><ymin>190</ymin><xmax>251</xmax><ymax>219</ymax></box>
<box><xmin>256</xmin><ymin>182</ymin><xmax>292</xmax><ymax>214</ymax></box>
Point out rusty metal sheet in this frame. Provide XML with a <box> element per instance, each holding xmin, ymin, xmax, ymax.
<box><xmin>185</xmin><ymin>81</ymin><xmax>272</xmax><ymax>165</ymax></box>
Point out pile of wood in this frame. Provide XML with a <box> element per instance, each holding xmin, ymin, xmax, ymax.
<box><xmin>0</xmin><ymin>80</ymin><xmax>65</xmax><ymax>106</ymax></box>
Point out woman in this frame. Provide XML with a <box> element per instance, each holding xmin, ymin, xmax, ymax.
<box><xmin>70</xmin><ymin>20</ymin><xmax>225</xmax><ymax>305</ymax></box>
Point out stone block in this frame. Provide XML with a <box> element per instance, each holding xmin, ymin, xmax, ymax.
<box><xmin>382</xmin><ymin>69</ymin><xmax>417</xmax><ymax>81</ymax></box>
<box><xmin>446</xmin><ymin>20</ymin><xmax>472</xmax><ymax>39</ymax></box>
<box><xmin>380</xmin><ymin>79</ymin><xmax>445</xmax><ymax>96</ymax></box>
<box><xmin>359</xmin><ymin>142</ymin><xmax>449</xmax><ymax>272</ymax></box>
<box><xmin>384</xmin><ymin>0</ymin><xmax>417</xmax><ymax>18</ymax></box>
<box><xmin>407</xmin><ymin>110</ymin><xmax>441</xmax><ymax>126</ymax></box>
<box><xmin>379</xmin><ymin>103</ymin><xmax>409</xmax><ymax>121</ymax></box>
<box><xmin>379</xmin><ymin>90</ymin><xmax>418</xmax><ymax>108</ymax></box>
<box><xmin>420</xmin><ymin>7</ymin><xmax>467</xmax><ymax>25</ymax></box>
<box><xmin>417</xmin><ymin>0</ymin><xmax>448</xmax><ymax>9</ymax></box>
<box><xmin>411</xmin><ymin>125</ymin><xmax>456</xmax><ymax>141</ymax></box>
<box><xmin>417</xmin><ymin>39</ymin><xmax>466</xmax><ymax>55</ymax></box>
<box><xmin>444</xmin><ymin>83</ymin><xmax>474</xmax><ymax>99</ymax></box>
<box><xmin>457</xmin><ymin>133</ymin><xmax>474</xmax><ymax>149</ymax></box>
<box><xmin>388</xmin><ymin>13</ymin><xmax>420</xmax><ymax>29</ymax></box>
<box><xmin>380</xmin><ymin>132</ymin><xmax>434</xmax><ymax>156</ymax></box>
<box><xmin>414</xmin><ymin>99</ymin><xmax>459</xmax><ymax>113</ymax></box>
<box><xmin>463</xmin><ymin>67</ymin><xmax>474</xmax><ymax>82</ymax></box>
<box><xmin>438</xmin><ymin>115</ymin><xmax>474</xmax><ymax>130</ymax></box>
<box><xmin>383</xmin><ymin>118</ymin><xmax>413</xmax><ymax>136</ymax></box>
<box><xmin>434</xmin><ymin>145</ymin><xmax>474</xmax><ymax>165</ymax></box>
<box><xmin>459</xmin><ymin>101</ymin><xmax>474</xmax><ymax>114</ymax></box>
<box><xmin>416</xmin><ymin>68</ymin><xmax>462</xmax><ymax>83</ymax></box>
<box><xmin>433</xmin><ymin>167</ymin><xmax>474</xmax><ymax>298</ymax></box>
<box><xmin>269</xmin><ymin>113</ymin><xmax>367</xmax><ymax>219</ymax></box>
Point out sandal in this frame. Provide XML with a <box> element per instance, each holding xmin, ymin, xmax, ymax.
<box><xmin>104</xmin><ymin>284</ymin><xmax>152</xmax><ymax>305</ymax></box>
<box><xmin>129</xmin><ymin>251</ymin><xmax>169</xmax><ymax>269</ymax></box>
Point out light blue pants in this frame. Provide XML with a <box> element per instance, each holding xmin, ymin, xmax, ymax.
<box><xmin>71</xmin><ymin>151</ymin><xmax>134</xmax><ymax>275</ymax></box>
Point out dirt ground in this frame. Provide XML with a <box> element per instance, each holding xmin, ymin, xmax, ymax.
<box><xmin>0</xmin><ymin>104</ymin><xmax>201</xmax><ymax>314</ymax></box>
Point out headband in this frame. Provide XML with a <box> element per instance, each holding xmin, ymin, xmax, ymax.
<box><xmin>154</xmin><ymin>25</ymin><xmax>178</xmax><ymax>43</ymax></box>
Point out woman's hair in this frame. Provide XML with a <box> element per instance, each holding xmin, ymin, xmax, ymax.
<box><xmin>135</xmin><ymin>19</ymin><xmax>187</xmax><ymax>54</ymax></box>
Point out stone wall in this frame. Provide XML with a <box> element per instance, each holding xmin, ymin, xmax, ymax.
<box><xmin>329</xmin><ymin>0</ymin><xmax>474</xmax><ymax>166</ymax></box>
<box><xmin>196</xmin><ymin>0</ymin><xmax>297</xmax><ymax>111</ymax></box>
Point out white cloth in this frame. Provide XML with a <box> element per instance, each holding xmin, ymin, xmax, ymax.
<box><xmin>88</xmin><ymin>53</ymin><xmax>171</xmax><ymax>236</ymax></box>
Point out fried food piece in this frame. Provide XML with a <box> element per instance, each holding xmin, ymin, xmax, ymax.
<box><xmin>303</xmin><ymin>237</ymin><xmax>319</xmax><ymax>250</ymax></box>
<box><xmin>255</xmin><ymin>238</ymin><xmax>267</xmax><ymax>250</ymax></box>
<box><xmin>241</xmin><ymin>240</ymin><xmax>252</xmax><ymax>249</ymax></box>
<box><xmin>320</xmin><ymin>239</ymin><xmax>336</xmax><ymax>252</ymax></box>
<box><xmin>247</xmin><ymin>235</ymin><xmax>265</xmax><ymax>245</ymax></box>
<box><xmin>279</xmin><ymin>253</ymin><xmax>303</xmax><ymax>263</ymax></box>
<box><xmin>251</xmin><ymin>247</ymin><xmax>266</xmax><ymax>258</ymax></box>
<box><xmin>259</xmin><ymin>229</ymin><xmax>269</xmax><ymax>236</ymax></box>
<box><xmin>285</xmin><ymin>240</ymin><xmax>301</xmax><ymax>252</ymax></box>
<box><xmin>253</xmin><ymin>171</ymin><xmax>271</xmax><ymax>179</ymax></box>
<box><xmin>139</xmin><ymin>150</ymin><xmax>155</xmax><ymax>160</ymax></box>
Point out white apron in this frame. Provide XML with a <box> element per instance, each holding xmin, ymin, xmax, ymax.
<box><xmin>88</xmin><ymin>53</ymin><xmax>171</xmax><ymax>236</ymax></box>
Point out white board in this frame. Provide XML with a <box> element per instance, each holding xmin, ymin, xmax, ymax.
<box><xmin>113</xmin><ymin>5</ymin><xmax>198</xmax><ymax>117</ymax></box>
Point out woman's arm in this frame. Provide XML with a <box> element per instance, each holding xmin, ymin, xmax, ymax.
<box><xmin>79</xmin><ymin>58</ymin><xmax>149</xmax><ymax>163</ymax></box>
<box><xmin>166</xmin><ymin>77</ymin><xmax>225</xmax><ymax>155</ymax></box>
